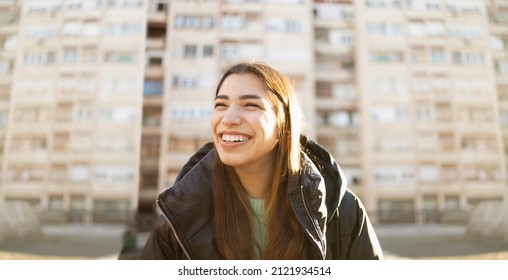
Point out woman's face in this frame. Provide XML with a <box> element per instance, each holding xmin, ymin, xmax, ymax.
<box><xmin>211</xmin><ymin>73</ymin><xmax>279</xmax><ymax>171</ymax></box>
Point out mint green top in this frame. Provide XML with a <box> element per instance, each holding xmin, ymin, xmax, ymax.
<box><xmin>248</xmin><ymin>197</ymin><xmax>267</xmax><ymax>259</ymax></box>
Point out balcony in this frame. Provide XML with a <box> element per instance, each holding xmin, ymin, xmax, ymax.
<box><xmin>146</xmin><ymin>37</ymin><xmax>165</xmax><ymax>49</ymax></box>
<box><xmin>144</xmin><ymin>65</ymin><xmax>164</xmax><ymax>79</ymax></box>
<box><xmin>315</xmin><ymin>97</ymin><xmax>357</xmax><ymax>111</ymax></box>
<box><xmin>315</xmin><ymin>42</ymin><xmax>353</xmax><ymax>56</ymax></box>
<box><xmin>140</xmin><ymin>157</ymin><xmax>159</xmax><ymax>170</ymax></box>
<box><xmin>148</xmin><ymin>10</ymin><xmax>167</xmax><ymax>24</ymax></box>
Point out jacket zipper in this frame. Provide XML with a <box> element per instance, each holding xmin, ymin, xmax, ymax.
<box><xmin>300</xmin><ymin>185</ymin><xmax>326</xmax><ymax>260</ymax></box>
<box><xmin>157</xmin><ymin>200</ymin><xmax>193</xmax><ymax>260</ymax></box>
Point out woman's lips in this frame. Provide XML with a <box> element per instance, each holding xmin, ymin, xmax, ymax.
<box><xmin>218</xmin><ymin>132</ymin><xmax>252</xmax><ymax>148</ymax></box>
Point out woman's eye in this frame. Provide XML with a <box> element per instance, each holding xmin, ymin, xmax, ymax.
<box><xmin>245</xmin><ymin>103</ymin><xmax>261</xmax><ymax>109</ymax></box>
<box><xmin>214</xmin><ymin>103</ymin><xmax>226</xmax><ymax>109</ymax></box>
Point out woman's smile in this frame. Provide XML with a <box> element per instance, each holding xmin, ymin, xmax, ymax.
<box><xmin>218</xmin><ymin>131</ymin><xmax>252</xmax><ymax>148</ymax></box>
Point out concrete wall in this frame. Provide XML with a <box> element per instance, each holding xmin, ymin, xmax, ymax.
<box><xmin>465</xmin><ymin>201</ymin><xmax>508</xmax><ymax>242</ymax></box>
<box><xmin>0</xmin><ymin>201</ymin><xmax>43</xmax><ymax>243</ymax></box>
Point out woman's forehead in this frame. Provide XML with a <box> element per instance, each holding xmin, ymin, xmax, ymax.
<box><xmin>218</xmin><ymin>73</ymin><xmax>268</xmax><ymax>97</ymax></box>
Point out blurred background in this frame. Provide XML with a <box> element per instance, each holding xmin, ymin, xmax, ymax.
<box><xmin>0</xmin><ymin>0</ymin><xmax>508</xmax><ymax>259</ymax></box>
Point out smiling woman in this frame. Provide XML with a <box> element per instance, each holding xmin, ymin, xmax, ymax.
<box><xmin>211</xmin><ymin>73</ymin><xmax>280</xmax><ymax>195</ymax></box>
<box><xmin>140</xmin><ymin>62</ymin><xmax>384</xmax><ymax>260</ymax></box>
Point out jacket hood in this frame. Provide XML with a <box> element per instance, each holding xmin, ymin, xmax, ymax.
<box><xmin>300</xmin><ymin>136</ymin><xmax>348</xmax><ymax>221</ymax></box>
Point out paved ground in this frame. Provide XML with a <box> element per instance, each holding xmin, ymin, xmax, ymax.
<box><xmin>0</xmin><ymin>224</ymin><xmax>126</xmax><ymax>260</ymax></box>
<box><xmin>1</xmin><ymin>223</ymin><xmax>507</xmax><ymax>260</ymax></box>
<box><xmin>376</xmin><ymin>224</ymin><xmax>508</xmax><ymax>260</ymax></box>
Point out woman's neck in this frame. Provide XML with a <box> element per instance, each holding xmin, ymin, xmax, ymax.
<box><xmin>234</xmin><ymin>163</ymin><xmax>273</xmax><ymax>200</ymax></box>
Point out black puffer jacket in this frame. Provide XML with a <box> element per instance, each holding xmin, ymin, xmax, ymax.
<box><xmin>140</xmin><ymin>138</ymin><xmax>384</xmax><ymax>260</ymax></box>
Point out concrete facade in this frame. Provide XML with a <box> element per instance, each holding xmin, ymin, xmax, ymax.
<box><xmin>1</xmin><ymin>0</ymin><xmax>146</xmax><ymax>223</ymax></box>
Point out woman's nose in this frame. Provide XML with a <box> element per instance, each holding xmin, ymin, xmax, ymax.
<box><xmin>221</xmin><ymin>107</ymin><xmax>241</xmax><ymax>126</ymax></box>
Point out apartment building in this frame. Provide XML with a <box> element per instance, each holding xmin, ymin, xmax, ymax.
<box><xmin>1</xmin><ymin>0</ymin><xmax>507</xmax><ymax>225</ymax></box>
<box><xmin>352</xmin><ymin>0</ymin><xmax>507</xmax><ymax>223</ymax></box>
<box><xmin>0</xmin><ymin>0</ymin><xmax>146</xmax><ymax>223</ymax></box>
<box><xmin>0</xmin><ymin>0</ymin><xmax>20</xmax><ymax>195</ymax></box>
<box><xmin>489</xmin><ymin>0</ymin><xmax>508</xmax><ymax>196</ymax></box>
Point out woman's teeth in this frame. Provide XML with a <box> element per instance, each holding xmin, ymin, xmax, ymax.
<box><xmin>222</xmin><ymin>134</ymin><xmax>248</xmax><ymax>142</ymax></box>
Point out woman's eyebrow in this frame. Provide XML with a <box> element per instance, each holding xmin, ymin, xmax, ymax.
<box><xmin>239</xmin><ymin>94</ymin><xmax>261</xmax><ymax>100</ymax></box>
<box><xmin>215</xmin><ymin>94</ymin><xmax>262</xmax><ymax>100</ymax></box>
<box><xmin>214</xmin><ymin>95</ymin><xmax>228</xmax><ymax>100</ymax></box>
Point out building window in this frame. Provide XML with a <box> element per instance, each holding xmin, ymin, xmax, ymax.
<box><xmin>419</xmin><ymin>165</ymin><xmax>438</xmax><ymax>183</ymax></box>
<box><xmin>444</xmin><ymin>196</ymin><xmax>459</xmax><ymax>210</ymax></box>
<box><xmin>496</xmin><ymin>60</ymin><xmax>508</xmax><ymax>75</ymax></box>
<box><xmin>408</xmin><ymin>21</ymin><xmax>425</xmax><ymax>37</ymax></box>
<box><xmin>0</xmin><ymin>60</ymin><xmax>12</xmax><ymax>76</ymax></box>
<box><xmin>183</xmin><ymin>44</ymin><xmax>197</xmax><ymax>58</ymax></box>
<box><xmin>101</xmin><ymin>77</ymin><xmax>139</xmax><ymax>94</ymax></box>
<box><xmin>410</xmin><ymin>46</ymin><xmax>426</xmax><ymax>64</ymax></box>
<box><xmin>93</xmin><ymin>199</ymin><xmax>130</xmax><ymax>222</ymax></box>
<box><xmin>63</xmin><ymin>21</ymin><xmax>82</xmax><ymax>37</ymax></box>
<box><xmin>106</xmin><ymin>23</ymin><xmax>142</xmax><ymax>36</ymax></box>
<box><xmin>82</xmin><ymin>46</ymin><xmax>98</xmax><ymax>64</ymax></box>
<box><xmin>426</xmin><ymin>21</ymin><xmax>445</xmax><ymax>37</ymax></box>
<box><xmin>369</xmin><ymin>51</ymin><xmax>403</xmax><ymax>63</ymax></box>
<box><xmin>105</xmin><ymin>51</ymin><xmax>139</xmax><ymax>63</ymax></box>
<box><xmin>220</xmin><ymin>44</ymin><xmax>238</xmax><ymax>60</ymax></box>
<box><xmin>48</xmin><ymin>196</ymin><xmax>64</xmax><ymax>211</ymax></box>
<box><xmin>172</xmin><ymin>75</ymin><xmax>199</xmax><ymax>89</ymax></box>
<box><xmin>203</xmin><ymin>45</ymin><xmax>214</xmax><ymax>57</ymax></box>
<box><xmin>168</xmin><ymin>105</ymin><xmax>212</xmax><ymax>121</ymax></box>
<box><xmin>96</xmin><ymin>135</ymin><xmax>133</xmax><ymax>152</ymax></box>
<box><xmin>82</xmin><ymin>21</ymin><xmax>100</xmax><ymax>37</ymax></box>
<box><xmin>366</xmin><ymin>22</ymin><xmax>401</xmax><ymax>36</ymax></box>
<box><xmin>267</xmin><ymin>19</ymin><xmax>305</xmax><ymax>33</ymax></box>
<box><xmin>452</xmin><ymin>51</ymin><xmax>485</xmax><ymax>66</ymax></box>
<box><xmin>144</xmin><ymin>80</ymin><xmax>163</xmax><ymax>96</ymax></box>
<box><xmin>416</xmin><ymin>104</ymin><xmax>432</xmax><ymax>122</ymax></box>
<box><xmin>24</xmin><ymin>51</ymin><xmax>56</xmax><ymax>66</ymax></box>
<box><xmin>342</xmin><ymin>167</ymin><xmax>362</xmax><ymax>186</ymax></box>
<box><xmin>449</xmin><ymin>25</ymin><xmax>484</xmax><ymax>40</ymax></box>
<box><xmin>372</xmin><ymin>106</ymin><xmax>409</xmax><ymax>123</ymax></box>
<box><xmin>221</xmin><ymin>14</ymin><xmax>242</xmax><ymax>31</ymax></box>
<box><xmin>71</xmin><ymin>133</ymin><xmax>92</xmax><ymax>151</ymax></box>
<box><xmin>83</xmin><ymin>0</ymin><xmax>102</xmax><ymax>10</ymax></box>
<box><xmin>365</xmin><ymin>0</ymin><xmax>401</xmax><ymax>9</ymax></box>
<box><xmin>430</xmin><ymin>47</ymin><xmax>445</xmax><ymax>64</ymax></box>
<box><xmin>374</xmin><ymin>134</ymin><xmax>412</xmax><ymax>152</ymax></box>
<box><xmin>69</xmin><ymin>165</ymin><xmax>89</xmax><ymax>183</ymax></box>
<box><xmin>67</xmin><ymin>0</ymin><xmax>82</xmax><ymax>10</ymax></box>
<box><xmin>75</xmin><ymin>105</ymin><xmax>92</xmax><ymax>122</ymax></box>
<box><xmin>108</xmin><ymin>0</ymin><xmax>142</xmax><ymax>8</ymax></box>
<box><xmin>94</xmin><ymin>167</ymin><xmax>135</xmax><ymax>184</ymax></box>
<box><xmin>99</xmin><ymin>107</ymin><xmax>137</xmax><ymax>122</ymax></box>
<box><xmin>63</xmin><ymin>47</ymin><xmax>78</xmax><ymax>64</ymax></box>
<box><xmin>175</xmin><ymin>15</ymin><xmax>210</xmax><ymax>29</ymax></box>
<box><xmin>374</xmin><ymin>167</ymin><xmax>414</xmax><ymax>185</ymax></box>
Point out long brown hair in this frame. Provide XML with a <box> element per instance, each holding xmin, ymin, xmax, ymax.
<box><xmin>211</xmin><ymin>62</ymin><xmax>309</xmax><ymax>259</ymax></box>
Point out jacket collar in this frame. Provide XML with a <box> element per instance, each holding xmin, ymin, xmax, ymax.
<box><xmin>157</xmin><ymin>148</ymin><xmax>218</xmax><ymax>259</ymax></box>
<box><xmin>287</xmin><ymin>152</ymin><xmax>329</xmax><ymax>259</ymax></box>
